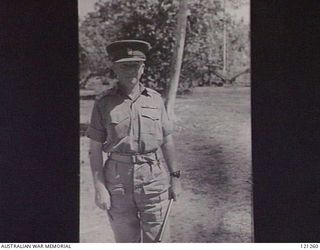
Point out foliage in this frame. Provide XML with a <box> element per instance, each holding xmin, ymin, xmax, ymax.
<box><xmin>79</xmin><ymin>0</ymin><xmax>250</xmax><ymax>92</ymax></box>
<box><xmin>227</xmin><ymin>17</ymin><xmax>250</xmax><ymax>83</ymax></box>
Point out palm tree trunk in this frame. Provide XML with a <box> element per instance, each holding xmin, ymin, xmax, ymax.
<box><xmin>165</xmin><ymin>0</ymin><xmax>188</xmax><ymax>119</ymax></box>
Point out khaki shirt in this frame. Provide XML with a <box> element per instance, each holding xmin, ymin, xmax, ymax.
<box><xmin>86</xmin><ymin>84</ymin><xmax>173</xmax><ymax>154</ymax></box>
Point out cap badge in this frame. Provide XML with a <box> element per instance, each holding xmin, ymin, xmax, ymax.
<box><xmin>127</xmin><ymin>48</ymin><xmax>133</xmax><ymax>55</ymax></box>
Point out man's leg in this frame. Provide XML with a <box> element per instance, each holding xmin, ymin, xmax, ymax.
<box><xmin>133</xmin><ymin>160</ymin><xmax>171</xmax><ymax>243</ymax></box>
<box><xmin>140</xmin><ymin>197</ymin><xmax>171</xmax><ymax>243</ymax></box>
<box><xmin>107</xmin><ymin>199</ymin><xmax>141</xmax><ymax>243</ymax></box>
<box><xmin>105</xmin><ymin>159</ymin><xmax>141</xmax><ymax>243</ymax></box>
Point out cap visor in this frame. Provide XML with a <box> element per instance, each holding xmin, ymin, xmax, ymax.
<box><xmin>114</xmin><ymin>58</ymin><xmax>146</xmax><ymax>63</ymax></box>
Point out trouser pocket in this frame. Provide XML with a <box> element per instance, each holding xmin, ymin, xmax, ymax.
<box><xmin>104</xmin><ymin>159</ymin><xmax>121</xmax><ymax>185</ymax></box>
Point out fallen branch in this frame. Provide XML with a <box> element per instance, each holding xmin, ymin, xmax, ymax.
<box><xmin>229</xmin><ymin>68</ymin><xmax>250</xmax><ymax>83</ymax></box>
<box><xmin>209</xmin><ymin>67</ymin><xmax>250</xmax><ymax>85</ymax></box>
<box><xmin>79</xmin><ymin>72</ymin><xmax>94</xmax><ymax>89</ymax></box>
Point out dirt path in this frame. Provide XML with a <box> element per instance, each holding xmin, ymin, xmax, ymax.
<box><xmin>80</xmin><ymin>86</ymin><xmax>252</xmax><ymax>242</ymax></box>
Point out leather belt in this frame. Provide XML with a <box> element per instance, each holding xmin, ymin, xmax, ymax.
<box><xmin>109</xmin><ymin>152</ymin><xmax>158</xmax><ymax>164</ymax></box>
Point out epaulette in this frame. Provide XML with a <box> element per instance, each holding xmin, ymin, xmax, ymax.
<box><xmin>145</xmin><ymin>87</ymin><xmax>161</xmax><ymax>96</ymax></box>
<box><xmin>95</xmin><ymin>87</ymin><xmax>117</xmax><ymax>100</ymax></box>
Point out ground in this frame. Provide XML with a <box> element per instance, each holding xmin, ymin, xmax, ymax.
<box><xmin>80</xmin><ymin>86</ymin><xmax>252</xmax><ymax>242</ymax></box>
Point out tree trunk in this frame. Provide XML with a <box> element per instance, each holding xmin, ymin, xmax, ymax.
<box><xmin>222</xmin><ymin>0</ymin><xmax>227</xmax><ymax>77</ymax></box>
<box><xmin>165</xmin><ymin>0</ymin><xmax>188</xmax><ymax>119</ymax></box>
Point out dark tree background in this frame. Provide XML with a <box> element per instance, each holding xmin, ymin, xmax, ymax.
<box><xmin>79</xmin><ymin>0</ymin><xmax>250</xmax><ymax>93</ymax></box>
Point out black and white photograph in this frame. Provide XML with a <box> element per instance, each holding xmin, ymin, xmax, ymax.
<box><xmin>79</xmin><ymin>0</ymin><xmax>251</xmax><ymax>243</ymax></box>
<box><xmin>1</xmin><ymin>0</ymin><xmax>320</xmax><ymax>245</ymax></box>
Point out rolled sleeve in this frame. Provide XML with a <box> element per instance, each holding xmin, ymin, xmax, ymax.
<box><xmin>160</xmin><ymin>99</ymin><xmax>174</xmax><ymax>137</ymax></box>
<box><xmin>86</xmin><ymin>101</ymin><xmax>107</xmax><ymax>143</ymax></box>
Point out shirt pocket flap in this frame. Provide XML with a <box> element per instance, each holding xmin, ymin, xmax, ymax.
<box><xmin>141</xmin><ymin>106</ymin><xmax>160</xmax><ymax>121</ymax></box>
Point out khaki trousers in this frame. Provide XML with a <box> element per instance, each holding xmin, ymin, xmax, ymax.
<box><xmin>104</xmin><ymin>153</ymin><xmax>170</xmax><ymax>243</ymax></box>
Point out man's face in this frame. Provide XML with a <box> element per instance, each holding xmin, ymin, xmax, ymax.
<box><xmin>112</xmin><ymin>61</ymin><xmax>144</xmax><ymax>88</ymax></box>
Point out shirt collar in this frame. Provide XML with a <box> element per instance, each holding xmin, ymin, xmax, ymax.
<box><xmin>117</xmin><ymin>82</ymin><xmax>150</xmax><ymax>100</ymax></box>
<box><xmin>140</xmin><ymin>83</ymin><xmax>150</xmax><ymax>96</ymax></box>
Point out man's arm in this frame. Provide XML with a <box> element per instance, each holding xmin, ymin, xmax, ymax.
<box><xmin>161</xmin><ymin>134</ymin><xmax>181</xmax><ymax>201</ymax></box>
<box><xmin>89</xmin><ymin>139</ymin><xmax>111</xmax><ymax>210</ymax></box>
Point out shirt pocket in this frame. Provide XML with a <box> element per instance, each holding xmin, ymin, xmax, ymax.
<box><xmin>107</xmin><ymin>111</ymin><xmax>130</xmax><ymax>139</ymax></box>
<box><xmin>140</xmin><ymin>106</ymin><xmax>161</xmax><ymax>135</ymax></box>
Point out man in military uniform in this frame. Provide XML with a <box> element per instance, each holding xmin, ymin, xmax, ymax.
<box><xmin>86</xmin><ymin>40</ymin><xmax>181</xmax><ymax>243</ymax></box>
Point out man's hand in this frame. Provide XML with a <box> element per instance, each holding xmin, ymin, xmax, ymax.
<box><xmin>169</xmin><ymin>177</ymin><xmax>181</xmax><ymax>201</ymax></box>
<box><xmin>95</xmin><ymin>184</ymin><xmax>111</xmax><ymax>210</ymax></box>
